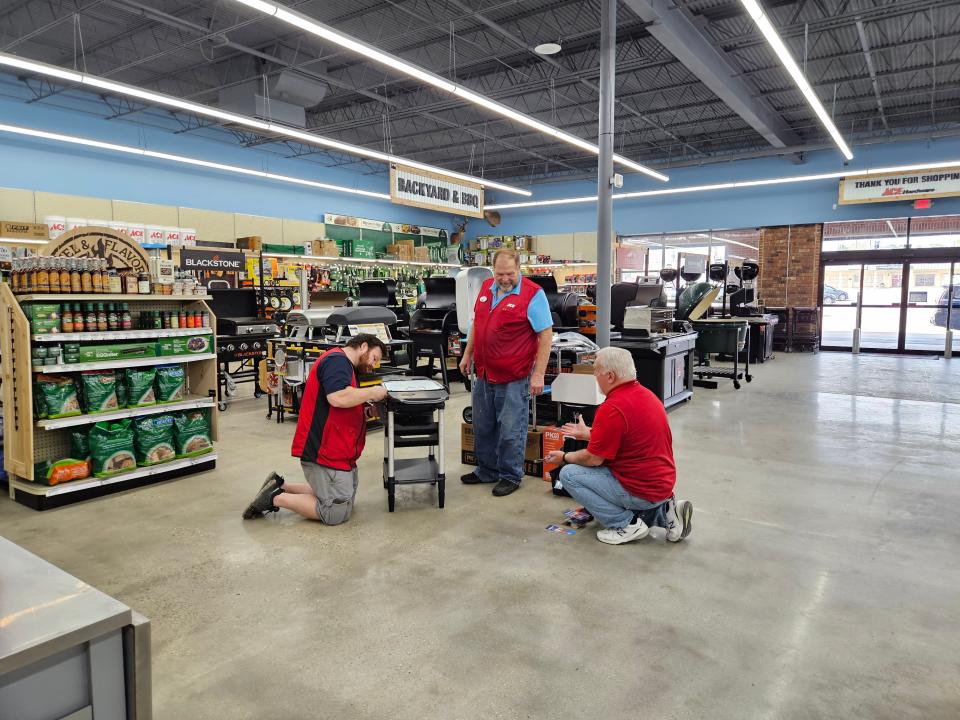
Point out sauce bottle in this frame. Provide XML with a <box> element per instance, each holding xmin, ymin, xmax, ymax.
<box><xmin>81</xmin><ymin>259</ymin><xmax>94</xmax><ymax>294</ymax></box>
<box><xmin>99</xmin><ymin>260</ymin><xmax>111</xmax><ymax>294</ymax></box>
<box><xmin>60</xmin><ymin>303</ymin><xmax>74</xmax><ymax>333</ymax></box>
<box><xmin>70</xmin><ymin>258</ymin><xmax>82</xmax><ymax>293</ymax></box>
<box><xmin>59</xmin><ymin>259</ymin><xmax>71</xmax><ymax>294</ymax></box>
<box><xmin>91</xmin><ymin>260</ymin><xmax>103</xmax><ymax>294</ymax></box>
<box><xmin>72</xmin><ymin>303</ymin><xmax>82</xmax><ymax>332</ymax></box>
<box><xmin>36</xmin><ymin>257</ymin><xmax>50</xmax><ymax>293</ymax></box>
<box><xmin>121</xmin><ymin>303</ymin><xmax>132</xmax><ymax>330</ymax></box>
<box><xmin>96</xmin><ymin>303</ymin><xmax>108</xmax><ymax>331</ymax></box>
<box><xmin>107</xmin><ymin>303</ymin><xmax>119</xmax><ymax>331</ymax></box>
<box><xmin>85</xmin><ymin>303</ymin><xmax>97</xmax><ymax>332</ymax></box>
<box><xmin>49</xmin><ymin>258</ymin><xmax>62</xmax><ymax>293</ymax></box>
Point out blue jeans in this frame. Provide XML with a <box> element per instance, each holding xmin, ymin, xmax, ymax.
<box><xmin>472</xmin><ymin>375</ymin><xmax>529</xmax><ymax>486</ymax></box>
<box><xmin>559</xmin><ymin>464</ymin><xmax>668</xmax><ymax>529</ymax></box>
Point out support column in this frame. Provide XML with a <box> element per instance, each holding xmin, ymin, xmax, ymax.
<box><xmin>595</xmin><ymin>0</ymin><xmax>616</xmax><ymax>348</ymax></box>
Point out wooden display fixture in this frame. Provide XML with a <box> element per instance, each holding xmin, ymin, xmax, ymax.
<box><xmin>1</xmin><ymin>284</ymin><xmax>220</xmax><ymax>510</ymax></box>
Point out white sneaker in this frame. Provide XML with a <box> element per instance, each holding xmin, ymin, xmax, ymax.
<box><xmin>665</xmin><ymin>497</ymin><xmax>693</xmax><ymax>542</ymax></box>
<box><xmin>596</xmin><ymin>518</ymin><xmax>649</xmax><ymax>545</ymax></box>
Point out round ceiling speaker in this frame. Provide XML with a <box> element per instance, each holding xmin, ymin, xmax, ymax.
<box><xmin>534</xmin><ymin>42</ymin><xmax>562</xmax><ymax>55</ymax></box>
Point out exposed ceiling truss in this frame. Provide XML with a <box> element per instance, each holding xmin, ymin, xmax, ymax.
<box><xmin>0</xmin><ymin>0</ymin><xmax>958</xmax><ymax>191</ymax></box>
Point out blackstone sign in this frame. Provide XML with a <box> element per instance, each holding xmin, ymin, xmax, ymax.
<box><xmin>839</xmin><ymin>167</ymin><xmax>960</xmax><ymax>205</ymax></box>
<box><xmin>390</xmin><ymin>164</ymin><xmax>484</xmax><ymax>218</ymax></box>
<box><xmin>180</xmin><ymin>249</ymin><xmax>245</xmax><ymax>272</ymax></box>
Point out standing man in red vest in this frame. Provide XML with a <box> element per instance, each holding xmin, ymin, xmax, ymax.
<box><xmin>242</xmin><ymin>334</ymin><xmax>388</xmax><ymax>522</ymax></box>
<box><xmin>459</xmin><ymin>249</ymin><xmax>554</xmax><ymax>496</ymax></box>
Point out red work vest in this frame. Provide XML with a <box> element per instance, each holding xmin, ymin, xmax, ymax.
<box><xmin>472</xmin><ymin>276</ymin><xmax>542</xmax><ymax>383</ymax></box>
<box><xmin>291</xmin><ymin>348</ymin><xmax>366</xmax><ymax>470</ymax></box>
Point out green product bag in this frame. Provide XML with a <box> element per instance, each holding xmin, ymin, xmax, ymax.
<box><xmin>36</xmin><ymin>374</ymin><xmax>81</xmax><ymax>418</ymax></box>
<box><xmin>173</xmin><ymin>409</ymin><xmax>213</xmax><ymax>457</ymax></box>
<box><xmin>133</xmin><ymin>414</ymin><xmax>176</xmax><ymax>466</ymax></box>
<box><xmin>115</xmin><ymin>370</ymin><xmax>127</xmax><ymax>407</ymax></box>
<box><xmin>88</xmin><ymin>419</ymin><xmax>137</xmax><ymax>477</ymax></box>
<box><xmin>33</xmin><ymin>382</ymin><xmax>47</xmax><ymax>420</ymax></box>
<box><xmin>124</xmin><ymin>367</ymin><xmax>157</xmax><ymax>407</ymax></box>
<box><xmin>155</xmin><ymin>364</ymin><xmax>185</xmax><ymax>403</ymax></box>
<box><xmin>71</xmin><ymin>428</ymin><xmax>90</xmax><ymax>459</ymax></box>
<box><xmin>80</xmin><ymin>371</ymin><xmax>119</xmax><ymax>413</ymax></box>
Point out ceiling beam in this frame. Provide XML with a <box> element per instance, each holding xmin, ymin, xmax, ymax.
<box><xmin>622</xmin><ymin>0</ymin><xmax>802</xmax><ymax>151</ymax></box>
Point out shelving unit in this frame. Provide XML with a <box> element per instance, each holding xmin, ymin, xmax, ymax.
<box><xmin>1</xmin><ymin>284</ymin><xmax>219</xmax><ymax>510</ymax></box>
<box><xmin>34</xmin><ymin>353</ymin><xmax>216</xmax><ymax>374</ymax></box>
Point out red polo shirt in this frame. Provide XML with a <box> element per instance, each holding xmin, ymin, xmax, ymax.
<box><xmin>586</xmin><ymin>380</ymin><xmax>676</xmax><ymax>502</ymax></box>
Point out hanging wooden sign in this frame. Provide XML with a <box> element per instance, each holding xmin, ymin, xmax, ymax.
<box><xmin>43</xmin><ymin>225</ymin><xmax>151</xmax><ymax>274</ymax></box>
<box><xmin>390</xmin><ymin>164</ymin><xmax>484</xmax><ymax>218</ymax></box>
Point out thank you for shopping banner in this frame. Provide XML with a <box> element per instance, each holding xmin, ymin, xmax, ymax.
<box><xmin>390</xmin><ymin>164</ymin><xmax>484</xmax><ymax>218</ymax></box>
<box><xmin>839</xmin><ymin>167</ymin><xmax>960</xmax><ymax>205</ymax></box>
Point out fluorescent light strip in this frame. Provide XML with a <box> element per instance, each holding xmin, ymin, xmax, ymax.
<box><xmin>263</xmin><ymin>252</ymin><xmax>461</xmax><ymax>268</ymax></box>
<box><xmin>0</xmin><ymin>237</ymin><xmax>50</xmax><ymax>245</ymax></box>
<box><xmin>0</xmin><ymin>123</ymin><xmax>391</xmax><ymax>200</ymax></box>
<box><xmin>485</xmin><ymin>159</ymin><xmax>960</xmax><ymax>209</ymax></box>
<box><xmin>0</xmin><ymin>52</ymin><xmax>530</xmax><ymax>197</ymax></box>
<box><xmin>740</xmin><ymin>0</ymin><xmax>853</xmax><ymax>161</ymax></box>
<box><xmin>229</xmin><ymin>0</ymin><xmax>668</xmax><ymax>183</ymax></box>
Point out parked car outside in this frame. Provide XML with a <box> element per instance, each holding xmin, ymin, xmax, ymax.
<box><xmin>823</xmin><ymin>285</ymin><xmax>849</xmax><ymax>304</ymax></box>
<box><xmin>932</xmin><ymin>285</ymin><xmax>960</xmax><ymax>329</ymax></box>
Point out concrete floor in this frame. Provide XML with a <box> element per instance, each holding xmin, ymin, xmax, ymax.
<box><xmin>2</xmin><ymin>352</ymin><xmax>959</xmax><ymax>719</ymax></box>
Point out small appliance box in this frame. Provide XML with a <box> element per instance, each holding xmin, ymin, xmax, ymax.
<box><xmin>150</xmin><ymin>257</ymin><xmax>176</xmax><ymax>284</ymax></box>
<box><xmin>156</xmin><ymin>334</ymin><xmax>213</xmax><ymax>356</ymax></box>
<box><xmin>78</xmin><ymin>342</ymin><xmax>156</xmax><ymax>363</ymax></box>
<box><xmin>541</xmin><ymin>427</ymin><xmax>565</xmax><ymax>481</ymax></box>
<box><xmin>1</xmin><ymin>221</ymin><xmax>48</xmax><ymax>240</ymax></box>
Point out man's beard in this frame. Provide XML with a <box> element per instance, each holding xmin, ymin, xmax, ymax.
<box><xmin>497</xmin><ymin>279</ymin><xmax>516</xmax><ymax>292</ymax></box>
<box><xmin>357</xmin><ymin>350</ymin><xmax>375</xmax><ymax>374</ymax></box>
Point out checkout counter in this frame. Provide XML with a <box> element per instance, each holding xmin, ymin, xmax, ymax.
<box><xmin>0</xmin><ymin>537</ymin><xmax>151</xmax><ymax>719</ymax></box>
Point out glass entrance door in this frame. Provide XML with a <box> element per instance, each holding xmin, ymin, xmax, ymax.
<box><xmin>859</xmin><ymin>262</ymin><xmax>904</xmax><ymax>350</ymax></box>
<box><xmin>905</xmin><ymin>261</ymin><xmax>956</xmax><ymax>352</ymax></box>
<box><xmin>821</xmin><ymin>264</ymin><xmax>862</xmax><ymax>349</ymax></box>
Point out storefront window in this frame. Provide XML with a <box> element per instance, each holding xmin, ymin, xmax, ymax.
<box><xmin>906</xmin><ymin>215</ymin><xmax>960</xmax><ymax>249</ymax></box>
<box><xmin>822</xmin><ymin>218</ymin><xmax>908</xmax><ymax>251</ymax></box>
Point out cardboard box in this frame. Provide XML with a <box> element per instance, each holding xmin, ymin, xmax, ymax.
<box><xmin>414</xmin><ymin>246</ymin><xmax>430</xmax><ymax>261</ymax></box>
<box><xmin>572</xmin><ymin>364</ymin><xmax>594</xmax><ymax>375</ymax></box>
<box><xmin>79</xmin><ymin>342</ymin><xmax>156</xmax><ymax>363</ymax></box>
<box><xmin>150</xmin><ymin>257</ymin><xmax>175</xmax><ymax>284</ymax></box>
<box><xmin>524</xmin><ymin>459</ymin><xmax>543</xmax><ymax>478</ymax></box>
<box><xmin>525</xmin><ymin>426</ymin><xmax>543</xmax><ymax>460</ymax></box>
<box><xmin>461</xmin><ymin>422</ymin><xmax>475</xmax><ymax>451</ymax></box>
<box><xmin>27</xmin><ymin>304</ymin><xmax>61</xmax><ymax>320</ymax></box>
<box><xmin>317</xmin><ymin>240</ymin><xmax>339</xmax><ymax>257</ymax></box>
<box><xmin>236</xmin><ymin>236</ymin><xmax>262</xmax><ymax>252</ymax></box>
<box><xmin>31</xmin><ymin>319</ymin><xmax>62</xmax><ymax>334</ymax></box>
<box><xmin>1</xmin><ymin>221</ymin><xmax>48</xmax><ymax>240</ymax></box>
<box><xmin>156</xmin><ymin>334</ymin><xmax>213</xmax><ymax>357</ymax></box>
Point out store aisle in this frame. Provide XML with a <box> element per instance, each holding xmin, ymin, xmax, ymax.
<box><xmin>2</xmin><ymin>353</ymin><xmax>958</xmax><ymax>720</ymax></box>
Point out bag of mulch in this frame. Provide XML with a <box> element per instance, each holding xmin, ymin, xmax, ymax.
<box><xmin>115</xmin><ymin>370</ymin><xmax>127</xmax><ymax>408</ymax></box>
<box><xmin>133</xmin><ymin>414</ymin><xmax>176</xmax><ymax>466</ymax></box>
<box><xmin>80</xmin><ymin>370</ymin><xmax>119</xmax><ymax>413</ymax></box>
<box><xmin>71</xmin><ymin>428</ymin><xmax>90</xmax><ymax>460</ymax></box>
<box><xmin>36</xmin><ymin>374</ymin><xmax>81</xmax><ymax>418</ymax></box>
<box><xmin>155</xmin><ymin>364</ymin><xmax>185</xmax><ymax>403</ymax></box>
<box><xmin>89</xmin><ymin>419</ymin><xmax>137</xmax><ymax>477</ymax></box>
<box><xmin>34</xmin><ymin>458</ymin><xmax>90</xmax><ymax>486</ymax></box>
<box><xmin>173</xmin><ymin>409</ymin><xmax>213</xmax><ymax>457</ymax></box>
<box><xmin>124</xmin><ymin>367</ymin><xmax>157</xmax><ymax>407</ymax></box>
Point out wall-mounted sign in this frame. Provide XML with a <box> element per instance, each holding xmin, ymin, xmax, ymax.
<box><xmin>180</xmin><ymin>248</ymin><xmax>245</xmax><ymax>272</ymax></box>
<box><xmin>45</xmin><ymin>226</ymin><xmax>150</xmax><ymax>274</ymax></box>
<box><xmin>322</xmin><ymin>214</ymin><xmax>447</xmax><ymax>240</ymax></box>
<box><xmin>839</xmin><ymin>168</ymin><xmax>960</xmax><ymax>205</ymax></box>
<box><xmin>390</xmin><ymin>164</ymin><xmax>484</xmax><ymax>218</ymax></box>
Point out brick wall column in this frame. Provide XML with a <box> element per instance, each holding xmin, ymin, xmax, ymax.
<box><xmin>759</xmin><ymin>224</ymin><xmax>823</xmax><ymax>307</ymax></box>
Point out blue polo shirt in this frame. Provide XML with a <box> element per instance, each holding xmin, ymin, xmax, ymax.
<box><xmin>468</xmin><ymin>277</ymin><xmax>553</xmax><ymax>336</ymax></box>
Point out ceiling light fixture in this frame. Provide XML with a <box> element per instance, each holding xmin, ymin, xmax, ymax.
<box><xmin>739</xmin><ymin>0</ymin><xmax>853</xmax><ymax>161</ymax></box>
<box><xmin>0</xmin><ymin>52</ymin><xmax>531</xmax><ymax>197</ymax></box>
<box><xmin>534</xmin><ymin>42</ymin><xmax>562</xmax><ymax>56</ymax></box>
<box><xmin>0</xmin><ymin>122</ymin><xmax>392</xmax><ymax>200</ymax></box>
<box><xmin>484</xmin><ymin>159</ymin><xmax>960</xmax><ymax>209</ymax></box>
<box><xmin>228</xmin><ymin>0</ymin><xmax>668</xmax><ymax>182</ymax></box>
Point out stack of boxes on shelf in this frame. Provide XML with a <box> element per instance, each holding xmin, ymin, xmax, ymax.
<box><xmin>44</xmin><ymin>217</ymin><xmax>197</xmax><ymax>247</ymax></box>
<box><xmin>386</xmin><ymin>239</ymin><xmax>415</xmax><ymax>261</ymax></box>
<box><xmin>465</xmin><ymin>235</ymin><xmax>538</xmax><ymax>266</ymax></box>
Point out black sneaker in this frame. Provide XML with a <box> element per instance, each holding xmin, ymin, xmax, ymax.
<box><xmin>461</xmin><ymin>471</ymin><xmax>494</xmax><ymax>484</ymax></box>
<box><xmin>242</xmin><ymin>482</ymin><xmax>281</xmax><ymax>519</ymax></box>
<box><xmin>492</xmin><ymin>479</ymin><xmax>520</xmax><ymax>497</ymax></box>
<box><xmin>258</xmin><ymin>471</ymin><xmax>285</xmax><ymax>493</ymax></box>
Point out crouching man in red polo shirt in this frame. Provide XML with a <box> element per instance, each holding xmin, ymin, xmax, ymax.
<box><xmin>544</xmin><ymin>347</ymin><xmax>693</xmax><ymax>546</ymax></box>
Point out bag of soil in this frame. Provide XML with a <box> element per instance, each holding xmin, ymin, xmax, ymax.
<box><xmin>124</xmin><ymin>367</ymin><xmax>157</xmax><ymax>407</ymax></box>
<box><xmin>80</xmin><ymin>370</ymin><xmax>119</xmax><ymax>413</ymax></box>
<box><xmin>155</xmin><ymin>364</ymin><xmax>185</xmax><ymax>403</ymax></box>
<box><xmin>71</xmin><ymin>428</ymin><xmax>90</xmax><ymax>459</ymax></box>
<box><xmin>115</xmin><ymin>370</ymin><xmax>127</xmax><ymax>407</ymax></box>
<box><xmin>133</xmin><ymin>414</ymin><xmax>176</xmax><ymax>466</ymax></box>
<box><xmin>34</xmin><ymin>458</ymin><xmax>90</xmax><ymax>486</ymax></box>
<box><xmin>89</xmin><ymin>419</ymin><xmax>137</xmax><ymax>477</ymax></box>
<box><xmin>173</xmin><ymin>409</ymin><xmax>213</xmax><ymax>457</ymax></box>
<box><xmin>36</xmin><ymin>374</ymin><xmax>81</xmax><ymax>418</ymax></box>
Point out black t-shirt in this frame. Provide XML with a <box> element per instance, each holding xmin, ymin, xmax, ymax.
<box><xmin>319</xmin><ymin>353</ymin><xmax>354</xmax><ymax>396</ymax></box>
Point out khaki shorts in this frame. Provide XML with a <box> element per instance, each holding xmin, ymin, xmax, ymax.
<box><xmin>301</xmin><ymin>462</ymin><xmax>359</xmax><ymax>525</ymax></box>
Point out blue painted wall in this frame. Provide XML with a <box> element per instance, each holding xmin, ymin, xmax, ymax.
<box><xmin>486</xmin><ymin>136</ymin><xmax>960</xmax><ymax>236</ymax></box>
<box><xmin>0</xmin><ymin>93</ymin><xmax>453</xmax><ymax>230</ymax></box>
